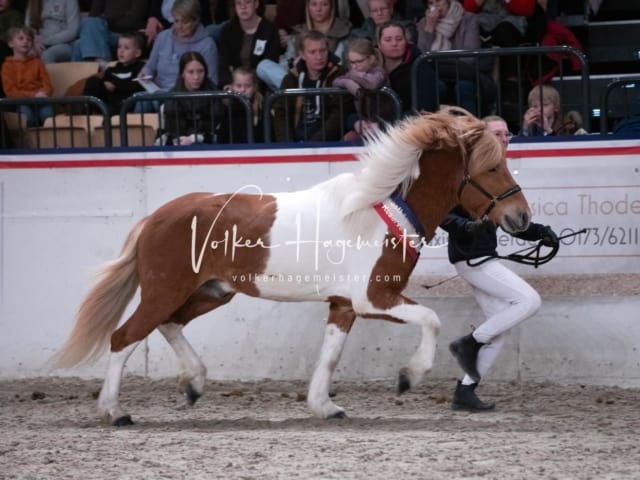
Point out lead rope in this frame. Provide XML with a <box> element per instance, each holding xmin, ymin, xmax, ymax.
<box><xmin>421</xmin><ymin>229</ymin><xmax>587</xmax><ymax>290</ymax></box>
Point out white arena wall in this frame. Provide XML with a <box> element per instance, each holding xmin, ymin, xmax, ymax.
<box><xmin>1</xmin><ymin>138</ymin><xmax>639</xmax><ymax>387</ymax></box>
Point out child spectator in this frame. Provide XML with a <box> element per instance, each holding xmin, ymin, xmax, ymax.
<box><xmin>83</xmin><ymin>31</ymin><xmax>146</xmax><ymax>115</ymax></box>
<box><xmin>1</xmin><ymin>26</ymin><xmax>54</xmax><ymax>126</ymax></box>
<box><xmin>333</xmin><ymin>37</ymin><xmax>387</xmax><ymax>139</ymax></box>
<box><xmin>160</xmin><ymin>51</ymin><xmax>218</xmax><ymax>145</ymax></box>
<box><xmin>26</xmin><ymin>0</ymin><xmax>80</xmax><ymax>63</ymax></box>
<box><xmin>0</xmin><ymin>0</ymin><xmax>25</xmax><ymax>90</ymax></box>
<box><xmin>217</xmin><ymin>65</ymin><xmax>264</xmax><ymax>143</ymax></box>
<box><xmin>519</xmin><ymin>83</ymin><xmax>560</xmax><ymax>136</ymax></box>
<box><xmin>520</xmin><ymin>84</ymin><xmax>588</xmax><ymax>136</ymax></box>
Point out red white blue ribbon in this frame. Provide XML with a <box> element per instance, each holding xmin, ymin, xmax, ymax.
<box><xmin>373</xmin><ymin>191</ymin><xmax>425</xmax><ymax>261</ymax></box>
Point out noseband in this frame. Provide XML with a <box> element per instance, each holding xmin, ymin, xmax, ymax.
<box><xmin>457</xmin><ymin>173</ymin><xmax>522</xmax><ymax>219</ymax></box>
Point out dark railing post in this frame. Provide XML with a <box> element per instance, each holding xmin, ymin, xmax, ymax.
<box><xmin>263</xmin><ymin>87</ymin><xmax>402</xmax><ymax>143</ymax></box>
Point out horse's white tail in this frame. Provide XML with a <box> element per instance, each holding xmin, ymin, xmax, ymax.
<box><xmin>52</xmin><ymin>218</ymin><xmax>147</xmax><ymax>369</ymax></box>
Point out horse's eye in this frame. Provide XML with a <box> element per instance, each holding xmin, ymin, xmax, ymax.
<box><xmin>488</xmin><ymin>167</ymin><xmax>498</xmax><ymax>173</ymax></box>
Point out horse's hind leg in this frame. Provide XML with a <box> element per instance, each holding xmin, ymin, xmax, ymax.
<box><xmin>158</xmin><ymin>285</ymin><xmax>235</xmax><ymax>406</ymax></box>
<box><xmin>97</xmin><ymin>341</ymin><xmax>140</xmax><ymax>426</ymax></box>
<box><xmin>307</xmin><ymin>301</ymin><xmax>356</xmax><ymax>419</ymax></box>
<box><xmin>98</xmin><ymin>293</ymin><xmax>199</xmax><ymax>425</ymax></box>
<box><xmin>157</xmin><ymin>323</ymin><xmax>207</xmax><ymax>406</ymax></box>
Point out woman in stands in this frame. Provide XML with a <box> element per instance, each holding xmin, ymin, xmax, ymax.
<box><xmin>26</xmin><ymin>0</ymin><xmax>80</xmax><ymax>63</ymax></box>
<box><xmin>350</xmin><ymin>0</ymin><xmax>415</xmax><ymax>45</ymax></box>
<box><xmin>287</xmin><ymin>0</ymin><xmax>352</xmax><ymax>62</ymax></box>
<box><xmin>160</xmin><ymin>50</ymin><xmax>218</xmax><ymax>145</ymax></box>
<box><xmin>376</xmin><ymin>20</ymin><xmax>431</xmax><ymax>115</ymax></box>
<box><xmin>140</xmin><ymin>0</ymin><xmax>218</xmax><ymax>91</ymax></box>
<box><xmin>416</xmin><ymin>0</ymin><xmax>495</xmax><ymax>116</ymax></box>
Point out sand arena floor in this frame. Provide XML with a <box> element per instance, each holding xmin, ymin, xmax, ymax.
<box><xmin>1</xmin><ymin>376</ymin><xmax>639</xmax><ymax>479</ymax></box>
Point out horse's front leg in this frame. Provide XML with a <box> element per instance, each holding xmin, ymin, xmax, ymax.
<box><xmin>361</xmin><ymin>298</ymin><xmax>441</xmax><ymax>394</ymax></box>
<box><xmin>307</xmin><ymin>301</ymin><xmax>356</xmax><ymax>419</ymax></box>
<box><xmin>393</xmin><ymin>302</ymin><xmax>441</xmax><ymax>393</ymax></box>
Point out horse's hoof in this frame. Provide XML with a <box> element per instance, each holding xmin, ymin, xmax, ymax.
<box><xmin>184</xmin><ymin>384</ymin><xmax>202</xmax><ymax>406</ymax></box>
<box><xmin>328</xmin><ymin>410</ymin><xmax>347</xmax><ymax>419</ymax></box>
<box><xmin>112</xmin><ymin>415</ymin><xmax>134</xmax><ymax>427</ymax></box>
<box><xmin>398</xmin><ymin>371</ymin><xmax>411</xmax><ymax>394</ymax></box>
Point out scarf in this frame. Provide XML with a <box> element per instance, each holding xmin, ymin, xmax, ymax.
<box><xmin>430</xmin><ymin>0</ymin><xmax>464</xmax><ymax>52</ymax></box>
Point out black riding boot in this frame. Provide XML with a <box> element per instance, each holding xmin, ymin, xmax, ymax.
<box><xmin>452</xmin><ymin>381</ymin><xmax>496</xmax><ymax>412</ymax></box>
<box><xmin>449</xmin><ymin>333</ymin><xmax>483</xmax><ymax>382</ymax></box>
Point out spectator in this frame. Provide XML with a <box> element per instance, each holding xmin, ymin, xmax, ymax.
<box><xmin>0</xmin><ymin>0</ymin><xmax>25</xmax><ymax>90</ymax></box>
<box><xmin>518</xmin><ymin>84</ymin><xmax>554</xmax><ymax>136</ymax></box>
<box><xmin>1</xmin><ymin>26</ymin><xmax>54</xmax><ymax>126</ymax></box>
<box><xmin>416</xmin><ymin>0</ymin><xmax>495</xmax><ymax>116</ymax></box>
<box><xmin>83</xmin><ymin>31</ymin><xmax>146</xmax><ymax>115</ymax></box>
<box><xmin>376</xmin><ymin>20</ymin><xmax>431</xmax><ymax>115</ymax></box>
<box><xmin>71</xmin><ymin>0</ymin><xmax>153</xmax><ymax>63</ymax></box>
<box><xmin>272</xmin><ymin>29</ymin><xmax>347</xmax><ymax>142</ymax></box>
<box><xmin>519</xmin><ymin>84</ymin><xmax>588</xmax><ymax>136</ymax></box>
<box><xmin>146</xmin><ymin>0</ymin><xmax>212</xmax><ymax>45</ymax></box>
<box><xmin>159</xmin><ymin>50</ymin><xmax>218</xmax><ymax>145</ymax></box>
<box><xmin>218</xmin><ymin>0</ymin><xmax>281</xmax><ymax>91</ymax></box>
<box><xmin>333</xmin><ymin>37</ymin><xmax>388</xmax><ymax>140</ymax></box>
<box><xmin>284</xmin><ymin>0</ymin><xmax>352</xmax><ymax>64</ymax></box>
<box><xmin>26</xmin><ymin>0</ymin><xmax>80</xmax><ymax>63</ymax></box>
<box><xmin>350</xmin><ymin>0</ymin><xmax>415</xmax><ymax>45</ymax></box>
<box><xmin>140</xmin><ymin>0</ymin><xmax>218</xmax><ymax>91</ymax></box>
<box><xmin>217</xmin><ymin>65</ymin><xmax>264</xmax><ymax>143</ymax></box>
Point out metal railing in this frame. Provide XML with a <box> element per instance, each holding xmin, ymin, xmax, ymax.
<box><xmin>0</xmin><ymin>96</ymin><xmax>110</xmax><ymax>148</ymax></box>
<box><xmin>412</xmin><ymin>45</ymin><xmax>590</xmax><ymax>130</ymax></box>
<box><xmin>599</xmin><ymin>76</ymin><xmax>640</xmax><ymax>134</ymax></box>
<box><xmin>263</xmin><ymin>86</ymin><xmax>402</xmax><ymax>143</ymax></box>
<box><xmin>120</xmin><ymin>91</ymin><xmax>254</xmax><ymax>147</ymax></box>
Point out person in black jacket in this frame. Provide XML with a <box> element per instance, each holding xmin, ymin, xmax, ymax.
<box><xmin>161</xmin><ymin>50</ymin><xmax>218</xmax><ymax>145</ymax></box>
<box><xmin>441</xmin><ymin>115</ymin><xmax>559</xmax><ymax>412</ymax></box>
<box><xmin>217</xmin><ymin>0</ymin><xmax>281</xmax><ymax>91</ymax></box>
<box><xmin>83</xmin><ymin>32</ymin><xmax>146</xmax><ymax>115</ymax></box>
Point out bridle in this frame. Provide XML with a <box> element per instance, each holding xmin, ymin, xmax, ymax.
<box><xmin>457</xmin><ymin>173</ymin><xmax>522</xmax><ymax>219</ymax></box>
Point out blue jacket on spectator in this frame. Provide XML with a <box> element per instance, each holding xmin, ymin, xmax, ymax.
<box><xmin>141</xmin><ymin>23</ymin><xmax>218</xmax><ymax>90</ymax></box>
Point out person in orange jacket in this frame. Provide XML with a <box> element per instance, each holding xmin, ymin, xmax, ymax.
<box><xmin>1</xmin><ymin>25</ymin><xmax>54</xmax><ymax>126</ymax></box>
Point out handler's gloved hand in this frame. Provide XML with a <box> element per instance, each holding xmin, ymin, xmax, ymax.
<box><xmin>540</xmin><ymin>225</ymin><xmax>559</xmax><ymax>248</ymax></box>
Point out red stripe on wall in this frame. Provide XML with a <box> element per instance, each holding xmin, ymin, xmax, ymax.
<box><xmin>1</xmin><ymin>143</ymin><xmax>639</xmax><ymax>169</ymax></box>
<box><xmin>0</xmin><ymin>152</ymin><xmax>359</xmax><ymax>169</ymax></box>
<box><xmin>507</xmin><ymin>145</ymin><xmax>640</xmax><ymax>158</ymax></box>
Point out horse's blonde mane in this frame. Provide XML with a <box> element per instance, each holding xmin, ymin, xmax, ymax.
<box><xmin>340</xmin><ymin>110</ymin><xmax>485</xmax><ymax>221</ymax></box>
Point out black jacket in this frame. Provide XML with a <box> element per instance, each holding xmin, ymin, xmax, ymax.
<box><xmin>217</xmin><ymin>17</ymin><xmax>281</xmax><ymax>88</ymax></box>
<box><xmin>440</xmin><ymin>206</ymin><xmax>549</xmax><ymax>264</ymax></box>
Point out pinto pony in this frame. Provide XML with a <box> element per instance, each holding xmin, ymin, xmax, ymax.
<box><xmin>53</xmin><ymin>109</ymin><xmax>531</xmax><ymax>425</ymax></box>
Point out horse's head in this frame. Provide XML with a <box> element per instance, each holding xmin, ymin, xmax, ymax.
<box><xmin>452</xmin><ymin>111</ymin><xmax>531</xmax><ymax>233</ymax></box>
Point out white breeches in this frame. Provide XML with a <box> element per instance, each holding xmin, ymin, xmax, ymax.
<box><xmin>454</xmin><ymin>258</ymin><xmax>541</xmax><ymax>384</ymax></box>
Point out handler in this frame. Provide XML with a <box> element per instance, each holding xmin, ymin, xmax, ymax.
<box><xmin>441</xmin><ymin>115</ymin><xmax>559</xmax><ymax>412</ymax></box>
